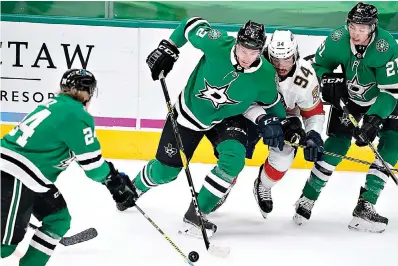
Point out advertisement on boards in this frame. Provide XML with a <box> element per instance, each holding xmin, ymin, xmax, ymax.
<box><xmin>1</xmin><ymin>21</ymin><xmax>139</xmax><ymax>129</ymax></box>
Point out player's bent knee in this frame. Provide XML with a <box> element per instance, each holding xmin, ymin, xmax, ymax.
<box><xmin>41</xmin><ymin>208</ymin><xmax>71</xmax><ymax>237</ymax></box>
<box><xmin>378</xmin><ymin>130</ymin><xmax>398</xmax><ymax>165</ymax></box>
<box><xmin>268</xmin><ymin>146</ymin><xmax>295</xmax><ymax>172</ymax></box>
<box><xmin>150</xmin><ymin>159</ymin><xmax>182</xmax><ymax>184</ymax></box>
<box><xmin>216</xmin><ymin>140</ymin><xmax>246</xmax><ymax>177</ymax></box>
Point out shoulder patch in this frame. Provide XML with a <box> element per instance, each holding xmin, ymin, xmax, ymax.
<box><xmin>376</xmin><ymin>39</ymin><xmax>389</xmax><ymax>52</ymax></box>
<box><xmin>312</xmin><ymin>85</ymin><xmax>320</xmax><ymax>104</ymax></box>
<box><xmin>208</xmin><ymin>29</ymin><xmax>222</xmax><ymax>40</ymax></box>
<box><xmin>331</xmin><ymin>29</ymin><xmax>343</xmax><ymax>41</ymax></box>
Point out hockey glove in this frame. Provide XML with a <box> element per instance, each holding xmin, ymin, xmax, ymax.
<box><xmin>146</xmin><ymin>39</ymin><xmax>180</xmax><ymax>81</ymax></box>
<box><xmin>300</xmin><ymin>130</ymin><xmax>324</xmax><ymax>162</ymax></box>
<box><xmin>257</xmin><ymin>115</ymin><xmax>284</xmax><ymax>151</ymax></box>
<box><xmin>103</xmin><ymin>161</ymin><xmax>137</xmax><ymax>208</ymax></box>
<box><xmin>321</xmin><ymin>72</ymin><xmax>348</xmax><ymax>109</ymax></box>
<box><xmin>353</xmin><ymin>115</ymin><xmax>383</xmax><ymax>147</ymax></box>
<box><xmin>281</xmin><ymin>117</ymin><xmax>306</xmax><ymax>143</ymax></box>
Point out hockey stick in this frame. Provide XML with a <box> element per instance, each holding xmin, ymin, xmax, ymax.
<box><xmin>339</xmin><ymin>99</ymin><xmax>398</xmax><ymax>185</ymax></box>
<box><xmin>158</xmin><ymin>72</ymin><xmax>230</xmax><ymax>258</ymax></box>
<box><xmin>29</xmin><ymin>223</ymin><xmax>98</xmax><ymax>246</ymax></box>
<box><xmin>285</xmin><ymin>141</ymin><xmax>398</xmax><ymax>173</ymax></box>
<box><xmin>135</xmin><ymin>204</ymin><xmax>195</xmax><ymax>266</ymax></box>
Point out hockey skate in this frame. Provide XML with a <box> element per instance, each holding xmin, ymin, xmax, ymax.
<box><xmin>348</xmin><ymin>187</ymin><xmax>388</xmax><ymax>233</ymax></box>
<box><xmin>179</xmin><ymin>202</ymin><xmax>217</xmax><ymax>238</ymax></box>
<box><xmin>293</xmin><ymin>194</ymin><xmax>315</xmax><ymax>225</ymax></box>
<box><xmin>116</xmin><ymin>183</ymin><xmax>144</xmax><ymax>211</ymax></box>
<box><xmin>253</xmin><ymin>177</ymin><xmax>273</xmax><ymax>219</ymax></box>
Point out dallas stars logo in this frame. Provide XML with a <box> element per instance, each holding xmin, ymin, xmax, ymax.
<box><xmin>56</xmin><ymin>150</ymin><xmax>75</xmax><ymax>169</ymax></box>
<box><xmin>195</xmin><ymin>79</ymin><xmax>240</xmax><ymax>109</ymax></box>
<box><xmin>346</xmin><ymin>75</ymin><xmax>375</xmax><ymax>100</ymax></box>
<box><xmin>164</xmin><ymin>143</ymin><xmax>177</xmax><ymax>158</ymax></box>
<box><xmin>339</xmin><ymin>113</ymin><xmax>351</xmax><ymax>126</ymax></box>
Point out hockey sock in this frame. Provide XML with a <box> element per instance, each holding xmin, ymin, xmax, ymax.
<box><xmin>197</xmin><ymin>166</ymin><xmax>234</xmax><ymax>214</ymax></box>
<box><xmin>303</xmin><ymin>161</ymin><xmax>335</xmax><ymax>200</ymax></box>
<box><xmin>260</xmin><ymin>159</ymin><xmax>286</xmax><ymax>188</ymax></box>
<box><xmin>0</xmin><ymin>244</ymin><xmax>17</xmax><ymax>258</ymax></box>
<box><xmin>134</xmin><ymin>159</ymin><xmax>181</xmax><ymax>192</ymax></box>
<box><xmin>20</xmin><ymin>208</ymin><xmax>71</xmax><ymax>266</ymax></box>
<box><xmin>302</xmin><ymin>136</ymin><xmax>350</xmax><ymax>200</ymax></box>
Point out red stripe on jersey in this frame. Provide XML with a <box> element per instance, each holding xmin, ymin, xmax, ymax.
<box><xmin>300</xmin><ymin>101</ymin><xmax>325</xmax><ymax>118</ymax></box>
<box><xmin>263</xmin><ymin>159</ymin><xmax>286</xmax><ymax>181</ymax></box>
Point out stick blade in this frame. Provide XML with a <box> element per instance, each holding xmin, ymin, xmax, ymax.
<box><xmin>60</xmin><ymin>228</ymin><xmax>98</xmax><ymax>246</ymax></box>
<box><xmin>208</xmin><ymin>244</ymin><xmax>230</xmax><ymax>258</ymax></box>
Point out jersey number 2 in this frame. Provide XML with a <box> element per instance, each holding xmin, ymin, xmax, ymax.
<box><xmin>9</xmin><ymin>109</ymin><xmax>51</xmax><ymax>147</ymax></box>
<box><xmin>386</xmin><ymin>58</ymin><xmax>398</xmax><ymax>77</ymax></box>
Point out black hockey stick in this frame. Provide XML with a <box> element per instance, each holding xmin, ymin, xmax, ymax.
<box><xmin>158</xmin><ymin>72</ymin><xmax>230</xmax><ymax>257</ymax></box>
<box><xmin>285</xmin><ymin>140</ymin><xmax>398</xmax><ymax>173</ymax></box>
<box><xmin>135</xmin><ymin>204</ymin><xmax>195</xmax><ymax>265</ymax></box>
<box><xmin>339</xmin><ymin>99</ymin><xmax>398</xmax><ymax>185</ymax></box>
<box><xmin>29</xmin><ymin>223</ymin><xmax>98</xmax><ymax>246</ymax></box>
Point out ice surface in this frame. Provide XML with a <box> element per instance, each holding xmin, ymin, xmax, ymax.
<box><xmin>2</xmin><ymin>159</ymin><xmax>397</xmax><ymax>266</ymax></box>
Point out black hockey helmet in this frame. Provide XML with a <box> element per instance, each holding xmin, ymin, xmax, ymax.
<box><xmin>347</xmin><ymin>2</ymin><xmax>378</xmax><ymax>27</ymax></box>
<box><xmin>60</xmin><ymin>69</ymin><xmax>97</xmax><ymax>98</ymax></box>
<box><xmin>237</xmin><ymin>21</ymin><xmax>266</xmax><ymax>50</ymax></box>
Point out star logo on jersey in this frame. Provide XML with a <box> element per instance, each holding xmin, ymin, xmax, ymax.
<box><xmin>164</xmin><ymin>143</ymin><xmax>177</xmax><ymax>158</ymax></box>
<box><xmin>56</xmin><ymin>150</ymin><xmax>75</xmax><ymax>169</ymax></box>
<box><xmin>346</xmin><ymin>75</ymin><xmax>375</xmax><ymax>100</ymax></box>
<box><xmin>195</xmin><ymin>79</ymin><xmax>240</xmax><ymax>109</ymax></box>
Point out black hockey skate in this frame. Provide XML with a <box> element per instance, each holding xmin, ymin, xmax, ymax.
<box><xmin>348</xmin><ymin>187</ymin><xmax>388</xmax><ymax>233</ymax></box>
<box><xmin>179</xmin><ymin>202</ymin><xmax>217</xmax><ymax>238</ymax></box>
<box><xmin>293</xmin><ymin>194</ymin><xmax>315</xmax><ymax>225</ymax></box>
<box><xmin>253</xmin><ymin>176</ymin><xmax>273</xmax><ymax>219</ymax></box>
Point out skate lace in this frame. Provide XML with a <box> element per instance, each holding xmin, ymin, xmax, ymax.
<box><xmin>258</xmin><ymin>183</ymin><xmax>272</xmax><ymax>201</ymax></box>
<box><xmin>296</xmin><ymin>196</ymin><xmax>314</xmax><ymax>211</ymax></box>
<box><xmin>363</xmin><ymin>201</ymin><xmax>377</xmax><ymax>215</ymax></box>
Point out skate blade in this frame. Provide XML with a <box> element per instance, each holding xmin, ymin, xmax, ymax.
<box><xmin>348</xmin><ymin>216</ymin><xmax>386</xmax><ymax>233</ymax></box>
<box><xmin>178</xmin><ymin>222</ymin><xmax>214</xmax><ymax>239</ymax></box>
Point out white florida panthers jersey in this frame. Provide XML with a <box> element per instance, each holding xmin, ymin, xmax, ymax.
<box><xmin>277</xmin><ymin>58</ymin><xmax>325</xmax><ymax>134</ymax></box>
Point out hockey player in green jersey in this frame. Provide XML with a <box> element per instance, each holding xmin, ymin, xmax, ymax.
<box><xmin>120</xmin><ymin>19</ymin><xmax>287</xmax><ymax>238</ymax></box>
<box><xmin>1</xmin><ymin>69</ymin><xmax>136</xmax><ymax>265</ymax></box>
<box><xmin>293</xmin><ymin>2</ymin><xmax>398</xmax><ymax>233</ymax></box>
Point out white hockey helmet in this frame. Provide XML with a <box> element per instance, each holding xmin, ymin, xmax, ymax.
<box><xmin>267</xmin><ymin>30</ymin><xmax>299</xmax><ymax>61</ymax></box>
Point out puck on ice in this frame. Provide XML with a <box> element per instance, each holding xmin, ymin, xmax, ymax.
<box><xmin>188</xmin><ymin>251</ymin><xmax>199</xmax><ymax>262</ymax></box>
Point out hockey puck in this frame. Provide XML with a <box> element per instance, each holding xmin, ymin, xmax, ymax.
<box><xmin>188</xmin><ymin>251</ymin><xmax>199</xmax><ymax>262</ymax></box>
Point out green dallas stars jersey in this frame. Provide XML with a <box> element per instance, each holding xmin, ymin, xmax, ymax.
<box><xmin>313</xmin><ymin>26</ymin><xmax>398</xmax><ymax>119</ymax></box>
<box><xmin>169</xmin><ymin>17</ymin><xmax>286</xmax><ymax>131</ymax></box>
<box><xmin>1</xmin><ymin>94</ymin><xmax>110</xmax><ymax>193</ymax></box>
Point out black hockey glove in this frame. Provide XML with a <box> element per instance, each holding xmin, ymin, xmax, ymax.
<box><xmin>103</xmin><ymin>161</ymin><xmax>137</xmax><ymax>208</ymax></box>
<box><xmin>281</xmin><ymin>117</ymin><xmax>306</xmax><ymax>143</ymax></box>
<box><xmin>257</xmin><ymin>114</ymin><xmax>284</xmax><ymax>151</ymax></box>
<box><xmin>321</xmin><ymin>72</ymin><xmax>348</xmax><ymax>109</ymax></box>
<box><xmin>300</xmin><ymin>130</ymin><xmax>324</xmax><ymax>162</ymax></box>
<box><xmin>146</xmin><ymin>39</ymin><xmax>180</xmax><ymax>81</ymax></box>
<box><xmin>353</xmin><ymin>115</ymin><xmax>383</xmax><ymax>147</ymax></box>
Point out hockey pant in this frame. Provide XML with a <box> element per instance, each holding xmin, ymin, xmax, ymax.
<box><xmin>133</xmin><ymin>114</ymin><xmax>248</xmax><ymax>214</ymax></box>
<box><xmin>1</xmin><ymin>171</ymin><xmax>71</xmax><ymax>266</ymax></box>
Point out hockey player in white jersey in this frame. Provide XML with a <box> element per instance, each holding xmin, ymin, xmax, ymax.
<box><xmin>250</xmin><ymin>30</ymin><xmax>326</xmax><ymax>218</ymax></box>
<box><xmin>211</xmin><ymin>30</ymin><xmax>326</xmax><ymax>218</ymax></box>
